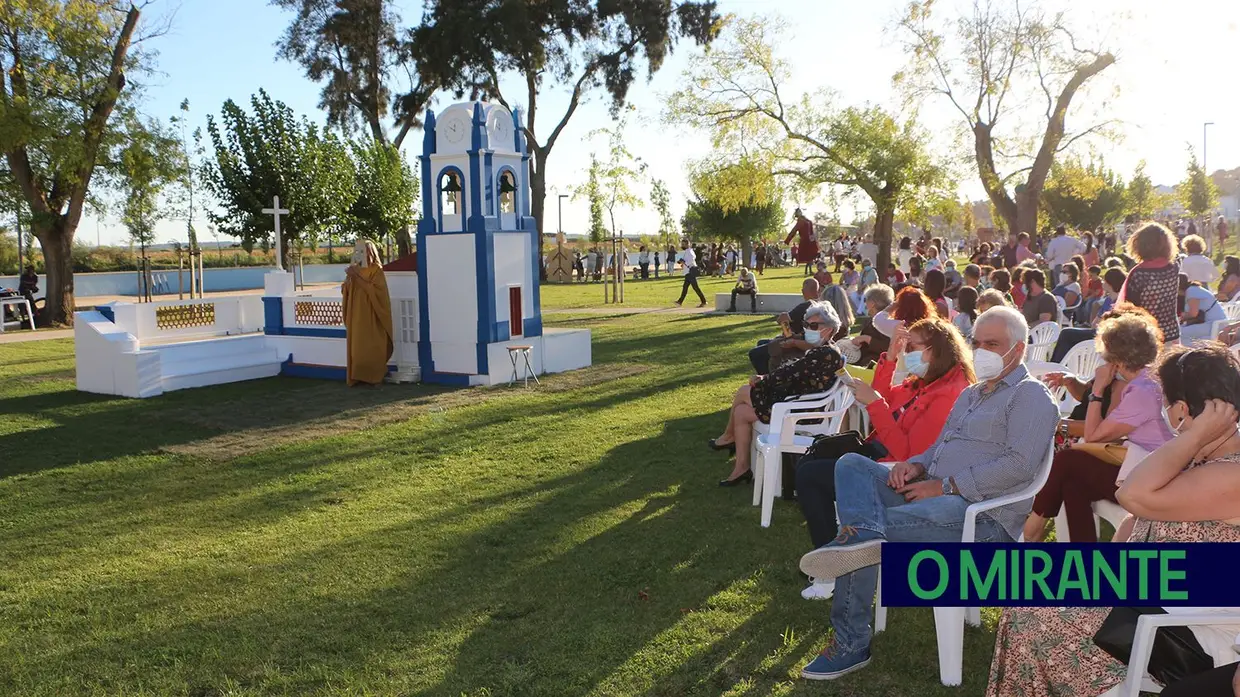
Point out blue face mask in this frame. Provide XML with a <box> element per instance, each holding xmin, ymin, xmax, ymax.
<box><xmin>904</xmin><ymin>349</ymin><xmax>930</xmax><ymax>377</ymax></box>
<box><xmin>804</xmin><ymin>329</ymin><xmax>823</xmax><ymax>345</ymax></box>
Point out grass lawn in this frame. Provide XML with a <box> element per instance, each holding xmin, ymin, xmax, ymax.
<box><xmin>540</xmin><ymin>266</ymin><xmax>818</xmax><ymax>310</ymax></box>
<box><xmin>0</xmin><ymin>308</ymin><xmax>1002</xmax><ymax>696</ymax></box>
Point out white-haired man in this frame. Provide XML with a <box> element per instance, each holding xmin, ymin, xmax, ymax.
<box><xmin>797</xmin><ymin>306</ymin><xmax>1057</xmax><ymax>681</ymax></box>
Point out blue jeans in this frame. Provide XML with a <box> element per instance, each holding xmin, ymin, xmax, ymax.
<box><xmin>828</xmin><ymin>453</ymin><xmax>1012</xmax><ymax>654</ymax></box>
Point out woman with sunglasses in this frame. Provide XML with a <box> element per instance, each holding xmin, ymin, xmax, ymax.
<box><xmin>710</xmin><ymin>301</ymin><xmax>844</xmax><ymax>486</ymax></box>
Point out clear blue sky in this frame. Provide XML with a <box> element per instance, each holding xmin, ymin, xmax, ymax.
<box><xmin>85</xmin><ymin>0</ymin><xmax>1240</xmax><ymax>246</ymax></box>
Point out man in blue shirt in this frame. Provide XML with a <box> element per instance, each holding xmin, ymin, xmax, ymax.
<box><xmin>796</xmin><ymin>306</ymin><xmax>1058</xmax><ymax>681</ymax></box>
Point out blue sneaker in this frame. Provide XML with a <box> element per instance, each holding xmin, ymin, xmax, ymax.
<box><xmin>798</xmin><ymin>525</ymin><xmax>884</xmax><ymax>581</ymax></box>
<box><xmin>801</xmin><ymin>639</ymin><xmax>871</xmax><ymax>680</ymax></box>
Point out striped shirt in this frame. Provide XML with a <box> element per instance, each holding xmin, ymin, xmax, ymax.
<box><xmin>908</xmin><ymin>364</ymin><xmax>1058</xmax><ymax>540</ymax></box>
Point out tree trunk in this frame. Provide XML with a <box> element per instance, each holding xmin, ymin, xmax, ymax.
<box><xmin>530</xmin><ymin>153</ymin><xmax>547</xmax><ymax>282</ymax></box>
<box><xmin>35</xmin><ymin>219</ymin><xmax>75</xmax><ymax>327</ymax></box>
<box><xmin>873</xmin><ymin>204</ymin><xmax>894</xmax><ymax>275</ymax></box>
<box><xmin>741</xmin><ymin>236</ymin><xmax>752</xmax><ymax>274</ymax></box>
<box><xmin>1015</xmin><ymin>187</ymin><xmax>1041</xmax><ymax>243</ymax></box>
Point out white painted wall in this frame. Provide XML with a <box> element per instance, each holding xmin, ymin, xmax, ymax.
<box><xmin>425</xmin><ymin>234</ymin><xmax>478</xmax><ymax>344</ymax></box>
<box><xmin>543</xmin><ymin>328</ymin><xmax>592</xmax><ymax>375</ymax></box>
<box><xmin>432</xmin><ymin>342</ymin><xmax>478</xmax><ymax>374</ymax></box>
<box><xmin>493</xmin><ymin>232</ymin><xmax>529</xmax><ymax>333</ymax></box>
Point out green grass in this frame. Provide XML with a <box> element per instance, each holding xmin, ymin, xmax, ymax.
<box><xmin>0</xmin><ymin>311</ymin><xmax>1001</xmax><ymax>696</ymax></box>
<box><xmin>540</xmin><ymin>266</ymin><xmax>818</xmax><ymax>310</ymax></box>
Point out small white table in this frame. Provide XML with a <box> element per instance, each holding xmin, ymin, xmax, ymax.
<box><xmin>0</xmin><ymin>296</ymin><xmax>36</xmax><ymax>333</ymax></box>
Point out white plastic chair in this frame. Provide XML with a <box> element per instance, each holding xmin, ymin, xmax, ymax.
<box><xmin>1054</xmin><ymin>499</ymin><xmax>1130</xmax><ymax>543</ymax></box>
<box><xmin>1027</xmin><ymin>321</ymin><xmax>1062</xmax><ymax>363</ymax></box>
<box><xmin>751</xmin><ymin>382</ymin><xmax>854</xmax><ymax>528</ymax></box>
<box><xmin>1100</xmin><ymin>610</ymin><xmax>1240</xmax><ymax>697</ymax></box>
<box><xmin>1209</xmin><ymin>302</ymin><xmax>1240</xmax><ymax>340</ymax></box>
<box><xmin>1046</xmin><ymin>341</ymin><xmax>1104</xmax><ymax>415</ymax></box>
<box><xmin>874</xmin><ymin>441</ymin><xmax>1056</xmax><ymax>686</ymax></box>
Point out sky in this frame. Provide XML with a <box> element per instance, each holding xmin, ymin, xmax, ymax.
<box><xmin>80</xmin><ymin>0</ymin><xmax>1240</xmax><ymax>247</ymax></box>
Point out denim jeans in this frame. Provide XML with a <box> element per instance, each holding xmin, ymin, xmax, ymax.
<box><xmin>828</xmin><ymin>453</ymin><xmax>1012</xmax><ymax>654</ymax></box>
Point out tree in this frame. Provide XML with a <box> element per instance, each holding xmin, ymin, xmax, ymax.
<box><xmin>410</xmin><ymin>0</ymin><xmax>719</xmax><ymax>276</ymax></box>
<box><xmin>118</xmin><ymin>116</ymin><xmax>186</xmax><ymax>259</ymax></box>
<box><xmin>1040</xmin><ymin>157</ymin><xmax>1125</xmax><ymax>230</ymax></box>
<box><xmin>894</xmin><ymin>0</ymin><xmax>1116</xmax><ymax>237</ymax></box>
<box><xmin>1125</xmin><ymin>160</ymin><xmax>1157</xmax><ymax>220</ymax></box>
<box><xmin>348</xmin><ymin>139</ymin><xmax>417</xmax><ymax>243</ymax></box>
<box><xmin>271</xmin><ymin>0</ymin><xmax>436</xmax><ymax>256</ymax></box>
<box><xmin>1</xmin><ymin>1</ymin><xmax>149</xmax><ymax>325</ymax></box>
<box><xmin>666</xmin><ymin>15</ymin><xmax>952</xmax><ymax>273</ymax></box>
<box><xmin>168</xmin><ymin>99</ymin><xmax>203</xmax><ymax>252</ymax></box>
<box><xmin>581</xmin><ymin>156</ymin><xmax>607</xmax><ymax>245</ymax></box>
<box><xmin>1179</xmin><ymin>150</ymin><xmax>1218</xmax><ymax>218</ymax></box>
<box><xmin>651</xmin><ymin>178</ymin><xmax>679</xmax><ymax>248</ymax></box>
<box><xmin>684</xmin><ymin>158</ymin><xmax>782</xmax><ymax>265</ymax></box>
<box><xmin>201</xmin><ymin>90</ymin><xmax>359</xmax><ymax>262</ymax></box>
<box><xmin>573</xmin><ymin>120</ymin><xmax>645</xmax><ymax>241</ymax></box>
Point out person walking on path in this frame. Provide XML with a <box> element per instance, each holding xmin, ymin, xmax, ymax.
<box><xmin>675</xmin><ymin>241</ymin><xmax>707</xmax><ymax>307</ymax></box>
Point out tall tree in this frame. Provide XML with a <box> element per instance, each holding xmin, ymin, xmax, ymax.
<box><xmin>1125</xmin><ymin>160</ymin><xmax>1157</xmax><ymax>221</ymax></box>
<box><xmin>666</xmin><ymin>15</ymin><xmax>952</xmax><ymax>272</ymax></box>
<box><xmin>410</xmin><ymin>0</ymin><xmax>719</xmax><ymax>276</ymax></box>
<box><xmin>272</xmin><ymin>0</ymin><xmax>435</xmax><ymax>255</ymax></box>
<box><xmin>348</xmin><ymin>139</ymin><xmax>417</xmax><ymax>243</ymax></box>
<box><xmin>118</xmin><ymin>116</ymin><xmax>186</xmax><ymax>256</ymax></box>
<box><xmin>168</xmin><ymin>99</ymin><xmax>202</xmax><ymax>252</ymax></box>
<box><xmin>683</xmin><ymin>158</ymin><xmax>782</xmax><ymax>265</ymax></box>
<box><xmin>201</xmin><ymin>90</ymin><xmax>359</xmax><ymax>262</ymax></box>
<box><xmin>651</xmin><ymin>178</ymin><xmax>679</xmax><ymax>248</ymax></box>
<box><xmin>573</xmin><ymin>120</ymin><xmax>645</xmax><ymax>240</ymax></box>
<box><xmin>581</xmin><ymin>156</ymin><xmax>607</xmax><ymax>245</ymax></box>
<box><xmin>1040</xmin><ymin>157</ymin><xmax>1126</xmax><ymax>230</ymax></box>
<box><xmin>0</xmin><ymin>1</ymin><xmax>149</xmax><ymax>325</ymax></box>
<box><xmin>1179</xmin><ymin>150</ymin><xmax>1219</xmax><ymax>218</ymax></box>
<box><xmin>894</xmin><ymin>0</ymin><xmax>1116</xmax><ymax>237</ymax></box>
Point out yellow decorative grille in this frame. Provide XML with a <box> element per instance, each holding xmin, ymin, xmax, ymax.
<box><xmin>295</xmin><ymin>301</ymin><xmax>344</xmax><ymax>326</ymax></box>
<box><xmin>155</xmin><ymin>303</ymin><xmax>216</xmax><ymax>330</ymax></box>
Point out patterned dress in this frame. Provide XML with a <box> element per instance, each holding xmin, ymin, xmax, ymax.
<box><xmin>750</xmin><ymin>345</ymin><xmax>844</xmax><ymax>423</ymax></box>
<box><xmin>986</xmin><ymin>459</ymin><xmax>1240</xmax><ymax>697</ymax></box>
<box><xmin>1120</xmin><ymin>261</ymin><xmax>1181</xmax><ymax>342</ymax></box>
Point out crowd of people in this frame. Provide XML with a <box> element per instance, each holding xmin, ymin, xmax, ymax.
<box><xmin>702</xmin><ymin>214</ymin><xmax>1240</xmax><ymax>695</ymax></box>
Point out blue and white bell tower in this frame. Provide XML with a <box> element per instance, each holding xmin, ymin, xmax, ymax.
<box><xmin>415</xmin><ymin>101</ymin><xmax>545</xmax><ymax>385</ymax></box>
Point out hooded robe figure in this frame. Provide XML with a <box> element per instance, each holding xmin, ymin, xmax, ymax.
<box><xmin>341</xmin><ymin>240</ymin><xmax>394</xmax><ymax>386</ymax></box>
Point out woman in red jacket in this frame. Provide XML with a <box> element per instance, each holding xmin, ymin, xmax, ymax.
<box><xmin>795</xmin><ymin>317</ymin><xmax>975</xmax><ymax>600</ymax></box>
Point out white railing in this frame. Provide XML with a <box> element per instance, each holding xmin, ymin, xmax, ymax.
<box><xmin>107</xmin><ymin>296</ymin><xmax>264</xmax><ymax>341</ymax></box>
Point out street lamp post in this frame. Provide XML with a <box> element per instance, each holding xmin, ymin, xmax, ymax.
<box><xmin>1204</xmin><ymin>122</ymin><xmax>1214</xmax><ymax>173</ymax></box>
<box><xmin>557</xmin><ymin>194</ymin><xmax>568</xmax><ymax>235</ymax></box>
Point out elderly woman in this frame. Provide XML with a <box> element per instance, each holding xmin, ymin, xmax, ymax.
<box><xmin>1119</xmin><ymin>222</ymin><xmax>1181</xmax><ymax>344</ymax></box>
<box><xmin>710</xmin><ymin>302</ymin><xmax>845</xmax><ymax>486</ymax></box>
<box><xmin>1024</xmin><ymin>308</ymin><xmax>1173</xmax><ymax>542</ymax></box>
<box><xmin>850</xmin><ymin>284</ymin><xmax>894</xmax><ymax>366</ymax></box>
<box><xmin>989</xmin><ymin>344</ymin><xmax>1240</xmax><ymax>697</ymax></box>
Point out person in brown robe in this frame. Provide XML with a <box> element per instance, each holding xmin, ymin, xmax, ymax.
<box><xmin>341</xmin><ymin>240</ymin><xmax>394</xmax><ymax>386</ymax></box>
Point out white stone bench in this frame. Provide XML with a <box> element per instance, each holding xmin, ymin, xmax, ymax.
<box><xmin>714</xmin><ymin>292</ymin><xmax>803</xmax><ymax>313</ymax></box>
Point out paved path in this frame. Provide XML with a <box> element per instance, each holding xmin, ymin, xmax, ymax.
<box><xmin>0</xmin><ymin>329</ymin><xmax>73</xmax><ymax>344</ymax></box>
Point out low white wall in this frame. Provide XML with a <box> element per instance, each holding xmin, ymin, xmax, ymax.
<box><xmin>107</xmin><ymin>296</ymin><xmax>264</xmax><ymax>341</ymax></box>
<box><xmin>543</xmin><ymin>329</ymin><xmax>592</xmax><ymax>375</ymax></box>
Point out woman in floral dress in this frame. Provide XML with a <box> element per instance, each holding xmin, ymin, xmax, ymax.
<box><xmin>988</xmin><ymin>344</ymin><xmax>1240</xmax><ymax>697</ymax></box>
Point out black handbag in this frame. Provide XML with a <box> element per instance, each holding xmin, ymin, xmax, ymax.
<box><xmin>1093</xmin><ymin>607</ymin><xmax>1214</xmax><ymax>685</ymax></box>
<box><xmin>780</xmin><ymin>431</ymin><xmax>886</xmax><ymax>501</ymax></box>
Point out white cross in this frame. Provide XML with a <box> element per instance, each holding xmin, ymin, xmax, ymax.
<box><xmin>262</xmin><ymin>195</ymin><xmax>290</xmax><ymax>270</ymax></box>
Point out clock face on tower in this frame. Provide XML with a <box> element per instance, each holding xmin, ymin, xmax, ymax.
<box><xmin>488</xmin><ymin>110</ymin><xmax>512</xmax><ymax>147</ymax></box>
<box><xmin>442</xmin><ymin>115</ymin><xmax>467</xmax><ymax>144</ymax></box>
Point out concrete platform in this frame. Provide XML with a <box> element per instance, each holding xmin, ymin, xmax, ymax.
<box><xmin>713</xmin><ymin>293</ymin><xmax>803</xmax><ymax>313</ymax></box>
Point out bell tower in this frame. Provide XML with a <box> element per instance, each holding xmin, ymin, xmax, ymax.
<box><xmin>415</xmin><ymin>101</ymin><xmax>544</xmax><ymax>385</ymax></box>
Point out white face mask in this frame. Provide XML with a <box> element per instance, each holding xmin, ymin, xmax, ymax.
<box><xmin>804</xmin><ymin>329</ymin><xmax>823</xmax><ymax>345</ymax></box>
<box><xmin>1060</xmin><ymin>273</ymin><xmax>1071</xmax><ymax>285</ymax></box>
<box><xmin>1163</xmin><ymin>403</ymin><xmax>1185</xmax><ymax>434</ymax></box>
<box><xmin>904</xmin><ymin>350</ymin><xmax>930</xmax><ymax>377</ymax></box>
<box><xmin>973</xmin><ymin>343</ymin><xmax>1017</xmax><ymax>381</ymax></box>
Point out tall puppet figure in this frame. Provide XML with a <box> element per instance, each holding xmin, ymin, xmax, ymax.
<box><xmin>342</xmin><ymin>240</ymin><xmax>394</xmax><ymax>386</ymax></box>
<box><xmin>785</xmin><ymin>208</ymin><xmax>818</xmax><ymax>276</ymax></box>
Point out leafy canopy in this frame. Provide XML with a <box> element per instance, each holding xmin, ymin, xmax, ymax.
<box><xmin>1040</xmin><ymin>157</ymin><xmax>1126</xmax><ymax>231</ymax></box>
<box><xmin>201</xmin><ymin>90</ymin><xmax>358</xmax><ymax>255</ymax></box>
